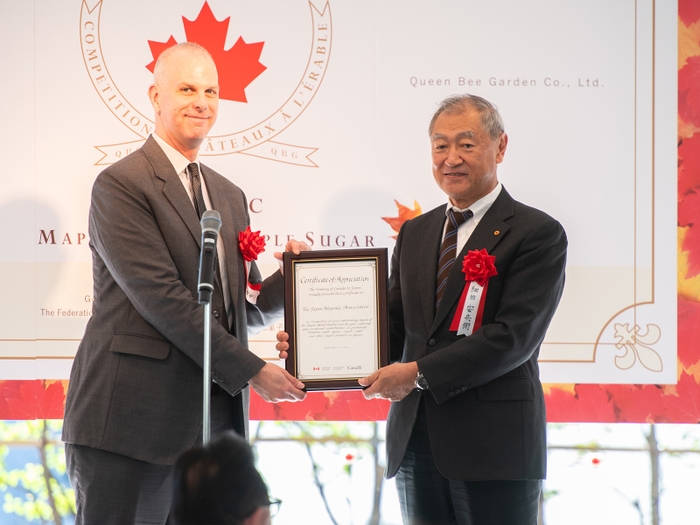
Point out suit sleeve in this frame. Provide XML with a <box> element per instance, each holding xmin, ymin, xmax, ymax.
<box><xmin>418</xmin><ymin>216</ymin><xmax>567</xmax><ymax>404</ymax></box>
<box><xmin>388</xmin><ymin>223</ymin><xmax>407</xmax><ymax>363</ymax></box>
<box><xmin>89</xmin><ymin>166</ymin><xmax>267</xmax><ymax>393</ymax></box>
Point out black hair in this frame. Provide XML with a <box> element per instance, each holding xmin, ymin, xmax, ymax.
<box><xmin>170</xmin><ymin>431</ymin><xmax>270</xmax><ymax>525</ymax></box>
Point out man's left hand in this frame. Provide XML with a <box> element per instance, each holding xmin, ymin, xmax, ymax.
<box><xmin>359</xmin><ymin>362</ymin><xmax>419</xmax><ymax>402</ymax></box>
<box><xmin>274</xmin><ymin>239</ymin><xmax>311</xmax><ymax>274</ymax></box>
<box><xmin>275</xmin><ymin>331</ymin><xmax>290</xmax><ymax>360</ymax></box>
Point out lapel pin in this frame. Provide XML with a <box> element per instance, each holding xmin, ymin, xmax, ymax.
<box><xmin>494</xmin><ymin>230</ymin><xmax>500</xmax><ymax>236</ymax></box>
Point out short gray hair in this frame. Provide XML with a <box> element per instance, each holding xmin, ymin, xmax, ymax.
<box><xmin>428</xmin><ymin>94</ymin><xmax>505</xmax><ymax>140</ymax></box>
<box><xmin>153</xmin><ymin>42</ymin><xmax>215</xmax><ymax>85</ymax></box>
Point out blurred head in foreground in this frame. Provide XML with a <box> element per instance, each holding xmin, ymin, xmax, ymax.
<box><xmin>170</xmin><ymin>431</ymin><xmax>277</xmax><ymax>525</ymax></box>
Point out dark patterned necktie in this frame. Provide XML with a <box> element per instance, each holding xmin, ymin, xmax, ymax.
<box><xmin>435</xmin><ymin>208</ymin><xmax>473</xmax><ymax>309</ymax></box>
<box><xmin>188</xmin><ymin>162</ymin><xmax>225</xmax><ymax>337</ymax></box>
<box><xmin>188</xmin><ymin>163</ymin><xmax>207</xmax><ymax>219</ymax></box>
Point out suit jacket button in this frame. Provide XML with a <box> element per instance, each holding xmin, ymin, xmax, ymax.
<box><xmin>213</xmin><ymin>310</ymin><xmax>220</xmax><ymax>319</ymax></box>
<box><xmin>427</xmin><ymin>338</ymin><xmax>436</xmax><ymax>346</ymax></box>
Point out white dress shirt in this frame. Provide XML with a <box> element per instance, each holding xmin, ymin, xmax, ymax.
<box><xmin>152</xmin><ymin>133</ymin><xmax>232</xmax><ymax>324</ymax></box>
<box><xmin>443</xmin><ymin>183</ymin><xmax>502</xmax><ymax>253</ymax></box>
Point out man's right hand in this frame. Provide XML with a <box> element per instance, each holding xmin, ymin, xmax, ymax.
<box><xmin>249</xmin><ymin>362</ymin><xmax>306</xmax><ymax>403</ymax></box>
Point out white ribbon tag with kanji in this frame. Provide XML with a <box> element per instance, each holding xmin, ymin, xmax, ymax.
<box><xmin>456</xmin><ymin>281</ymin><xmax>484</xmax><ymax>336</ymax></box>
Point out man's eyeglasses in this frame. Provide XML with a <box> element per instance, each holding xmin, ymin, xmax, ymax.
<box><xmin>267</xmin><ymin>497</ymin><xmax>282</xmax><ymax>518</ymax></box>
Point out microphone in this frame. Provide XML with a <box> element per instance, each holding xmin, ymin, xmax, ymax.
<box><xmin>198</xmin><ymin>210</ymin><xmax>222</xmax><ymax>305</ymax></box>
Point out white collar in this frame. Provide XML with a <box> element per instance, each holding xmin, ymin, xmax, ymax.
<box><xmin>445</xmin><ymin>183</ymin><xmax>502</xmax><ymax>224</ymax></box>
<box><xmin>152</xmin><ymin>133</ymin><xmax>199</xmax><ymax>176</ymax></box>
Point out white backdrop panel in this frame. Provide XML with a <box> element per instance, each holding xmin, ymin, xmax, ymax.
<box><xmin>0</xmin><ymin>0</ymin><xmax>677</xmax><ymax>383</ymax></box>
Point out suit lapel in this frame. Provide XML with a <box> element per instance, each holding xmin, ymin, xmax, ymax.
<box><xmin>418</xmin><ymin>206</ymin><xmax>449</xmax><ymax>331</ymax></box>
<box><xmin>143</xmin><ymin>137</ymin><xmax>203</xmax><ymax>247</ymax></box>
<box><xmin>430</xmin><ymin>189</ymin><xmax>514</xmax><ymax>332</ymax></box>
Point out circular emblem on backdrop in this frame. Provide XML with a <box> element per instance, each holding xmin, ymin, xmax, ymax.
<box><xmin>79</xmin><ymin>0</ymin><xmax>332</xmax><ymax>166</ymax></box>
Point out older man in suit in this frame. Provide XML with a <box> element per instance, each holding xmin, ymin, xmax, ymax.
<box><xmin>358</xmin><ymin>95</ymin><xmax>567</xmax><ymax>524</ymax></box>
<box><xmin>62</xmin><ymin>42</ymin><xmax>307</xmax><ymax>524</ymax></box>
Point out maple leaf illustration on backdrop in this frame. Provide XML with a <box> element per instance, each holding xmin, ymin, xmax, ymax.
<box><xmin>0</xmin><ymin>380</ymin><xmax>66</xmax><ymax>420</ymax></box>
<box><xmin>146</xmin><ymin>2</ymin><xmax>266</xmax><ymax>103</ymax></box>
<box><xmin>382</xmin><ymin>200</ymin><xmax>423</xmax><ymax>239</ymax></box>
<box><xmin>678</xmin><ymin>58</ymin><xmax>700</xmax><ymax>280</ymax></box>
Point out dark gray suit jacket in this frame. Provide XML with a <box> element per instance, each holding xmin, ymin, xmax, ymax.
<box><xmin>385</xmin><ymin>187</ymin><xmax>567</xmax><ymax>480</ymax></box>
<box><xmin>62</xmin><ymin>137</ymin><xmax>283</xmax><ymax>465</ymax></box>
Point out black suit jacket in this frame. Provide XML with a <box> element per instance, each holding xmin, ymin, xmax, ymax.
<box><xmin>385</xmin><ymin>187</ymin><xmax>567</xmax><ymax>480</ymax></box>
<box><xmin>62</xmin><ymin>137</ymin><xmax>284</xmax><ymax>465</ymax></box>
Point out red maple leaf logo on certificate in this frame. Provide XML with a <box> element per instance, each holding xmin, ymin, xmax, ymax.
<box><xmin>146</xmin><ymin>2</ymin><xmax>267</xmax><ymax>103</ymax></box>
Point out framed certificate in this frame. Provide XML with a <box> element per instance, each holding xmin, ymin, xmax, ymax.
<box><xmin>283</xmin><ymin>248</ymin><xmax>389</xmax><ymax>391</ymax></box>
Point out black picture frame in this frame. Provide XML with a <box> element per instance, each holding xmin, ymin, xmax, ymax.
<box><xmin>283</xmin><ymin>248</ymin><xmax>389</xmax><ymax>391</ymax></box>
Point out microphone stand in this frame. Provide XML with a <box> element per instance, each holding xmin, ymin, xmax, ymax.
<box><xmin>198</xmin><ymin>210</ymin><xmax>222</xmax><ymax>444</ymax></box>
<box><xmin>202</xmin><ymin>301</ymin><xmax>212</xmax><ymax>444</ymax></box>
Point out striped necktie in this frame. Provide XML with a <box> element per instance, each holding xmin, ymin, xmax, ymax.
<box><xmin>187</xmin><ymin>161</ymin><xmax>223</xmax><ymax>327</ymax></box>
<box><xmin>188</xmin><ymin>163</ymin><xmax>206</xmax><ymax>219</ymax></box>
<box><xmin>435</xmin><ymin>208</ymin><xmax>473</xmax><ymax>309</ymax></box>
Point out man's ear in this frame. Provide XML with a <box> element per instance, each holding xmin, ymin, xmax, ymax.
<box><xmin>148</xmin><ymin>84</ymin><xmax>160</xmax><ymax>114</ymax></box>
<box><xmin>242</xmin><ymin>506</ymin><xmax>271</xmax><ymax>525</ymax></box>
<box><xmin>495</xmin><ymin>132</ymin><xmax>508</xmax><ymax>164</ymax></box>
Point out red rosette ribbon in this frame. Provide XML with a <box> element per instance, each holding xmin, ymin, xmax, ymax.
<box><xmin>449</xmin><ymin>249</ymin><xmax>497</xmax><ymax>335</ymax></box>
<box><xmin>238</xmin><ymin>226</ymin><xmax>266</xmax><ymax>262</ymax></box>
<box><xmin>238</xmin><ymin>226</ymin><xmax>266</xmax><ymax>303</ymax></box>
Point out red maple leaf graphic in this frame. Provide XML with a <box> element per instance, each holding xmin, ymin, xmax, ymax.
<box><xmin>250</xmin><ymin>391</ymin><xmax>389</xmax><ymax>422</ymax></box>
<box><xmin>679</xmin><ymin>297</ymin><xmax>700</xmax><ymax>370</ymax></box>
<box><xmin>146</xmin><ymin>2</ymin><xmax>266</xmax><ymax>103</ymax></box>
<box><xmin>678</xmin><ymin>134</ymin><xmax>700</xmax><ymax>278</ymax></box>
<box><xmin>679</xmin><ymin>191</ymin><xmax>700</xmax><ymax>278</ymax></box>
<box><xmin>604</xmin><ymin>384</ymin><xmax>667</xmax><ymax>423</ymax></box>
<box><xmin>679</xmin><ymin>190</ymin><xmax>700</xmax><ymax>229</ymax></box>
<box><xmin>678</xmin><ymin>133</ymin><xmax>700</xmax><ymax>199</ymax></box>
<box><xmin>544</xmin><ymin>384</ymin><xmax>615</xmax><ymax>422</ymax></box>
<box><xmin>4</xmin><ymin>380</ymin><xmax>42</xmax><ymax>419</ymax></box>
<box><xmin>0</xmin><ymin>380</ymin><xmax>67</xmax><ymax>420</ymax></box>
<box><xmin>37</xmin><ymin>381</ymin><xmax>67</xmax><ymax>419</ymax></box>
<box><xmin>679</xmin><ymin>56</ymin><xmax>700</xmax><ymax>128</ymax></box>
<box><xmin>680</xmin><ymin>0</ymin><xmax>700</xmax><ymax>27</ymax></box>
<box><xmin>0</xmin><ymin>380</ymin><xmax>23</xmax><ymax>419</ymax></box>
<box><xmin>661</xmin><ymin>371</ymin><xmax>700</xmax><ymax>423</ymax></box>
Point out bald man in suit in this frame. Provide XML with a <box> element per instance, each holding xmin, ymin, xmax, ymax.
<box><xmin>358</xmin><ymin>95</ymin><xmax>567</xmax><ymax>525</ymax></box>
<box><xmin>63</xmin><ymin>42</ymin><xmax>307</xmax><ymax>524</ymax></box>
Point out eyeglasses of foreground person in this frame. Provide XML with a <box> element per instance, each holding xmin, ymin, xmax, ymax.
<box><xmin>266</xmin><ymin>498</ymin><xmax>282</xmax><ymax>518</ymax></box>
